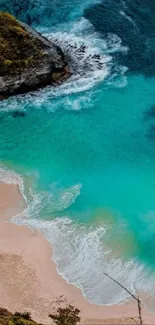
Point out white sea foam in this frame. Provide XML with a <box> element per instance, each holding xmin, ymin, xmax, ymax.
<box><xmin>7</xmin><ymin>173</ymin><xmax>154</xmax><ymax>308</ymax></box>
<box><xmin>24</xmin><ymin>183</ymin><xmax>82</xmax><ymax>218</ymax></box>
<box><xmin>45</xmin><ymin>18</ymin><xmax>127</xmax><ymax>93</ymax></box>
<box><xmin>1</xmin><ymin>166</ymin><xmax>155</xmax><ymax>307</ymax></box>
<box><xmin>120</xmin><ymin>10</ymin><xmax>138</xmax><ymax>30</ymax></box>
<box><xmin>0</xmin><ymin>167</ymin><xmax>26</xmax><ymax>199</ymax></box>
<box><xmin>0</xmin><ymin>18</ymin><xmax>127</xmax><ymax>112</ymax></box>
<box><xmin>33</xmin><ymin>20</ymin><xmax>127</xmax><ymax>105</ymax></box>
<box><xmin>0</xmin><ymin>13</ymin><xmax>144</xmax><ymax>306</ymax></box>
<box><xmin>0</xmin><ymin>167</ymin><xmax>22</xmax><ymax>185</ymax></box>
<box><xmin>14</xmin><ymin>212</ymin><xmax>155</xmax><ymax>307</ymax></box>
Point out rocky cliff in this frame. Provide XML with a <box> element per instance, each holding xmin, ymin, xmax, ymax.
<box><xmin>0</xmin><ymin>12</ymin><xmax>70</xmax><ymax>99</ymax></box>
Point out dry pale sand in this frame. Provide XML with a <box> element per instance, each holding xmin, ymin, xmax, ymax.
<box><xmin>0</xmin><ymin>181</ymin><xmax>155</xmax><ymax>324</ymax></box>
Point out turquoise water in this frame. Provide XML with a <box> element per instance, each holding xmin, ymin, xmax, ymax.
<box><xmin>1</xmin><ymin>0</ymin><xmax>155</xmax><ymax>308</ymax></box>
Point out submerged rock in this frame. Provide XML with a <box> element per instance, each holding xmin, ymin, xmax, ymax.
<box><xmin>144</xmin><ymin>105</ymin><xmax>155</xmax><ymax>121</ymax></box>
<box><xmin>0</xmin><ymin>12</ymin><xmax>71</xmax><ymax>99</ymax></box>
<box><xmin>12</xmin><ymin>110</ymin><xmax>26</xmax><ymax>118</ymax></box>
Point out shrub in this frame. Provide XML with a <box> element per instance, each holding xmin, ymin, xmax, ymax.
<box><xmin>13</xmin><ymin>312</ymin><xmax>32</xmax><ymax>320</ymax></box>
<box><xmin>0</xmin><ymin>11</ymin><xmax>43</xmax><ymax>76</ymax></box>
<box><xmin>49</xmin><ymin>304</ymin><xmax>80</xmax><ymax>325</ymax></box>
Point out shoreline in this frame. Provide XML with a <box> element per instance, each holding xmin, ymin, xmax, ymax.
<box><xmin>0</xmin><ymin>181</ymin><xmax>155</xmax><ymax>324</ymax></box>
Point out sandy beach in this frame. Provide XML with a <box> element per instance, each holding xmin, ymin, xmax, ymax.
<box><xmin>0</xmin><ymin>181</ymin><xmax>155</xmax><ymax>324</ymax></box>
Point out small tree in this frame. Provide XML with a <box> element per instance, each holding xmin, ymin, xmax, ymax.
<box><xmin>49</xmin><ymin>304</ymin><xmax>80</xmax><ymax>325</ymax></box>
<box><xmin>13</xmin><ymin>312</ymin><xmax>32</xmax><ymax>320</ymax></box>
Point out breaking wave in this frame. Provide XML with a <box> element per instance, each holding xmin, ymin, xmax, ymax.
<box><xmin>1</xmin><ymin>168</ymin><xmax>155</xmax><ymax>309</ymax></box>
<box><xmin>0</xmin><ymin>18</ymin><xmax>127</xmax><ymax>112</ymax></box>
<box><xmin>15</xmin><ymin>213</ymin><xmax>155</xmax><ymax>308</ymax></box>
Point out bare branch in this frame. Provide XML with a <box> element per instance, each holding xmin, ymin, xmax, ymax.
<box><xmin>137</xmin><ymin>295</ymin><xmax>143</xmax><ymax>325</ymax></box>
<box><xmin>131</xmin><ymin>317</ymin><xmax>141</xmax><ymax>325</ymax></box>
<box><xmin>103</xmin><ymin>272</ymin><xmax>143</xmax><ymax>325</ymax></box>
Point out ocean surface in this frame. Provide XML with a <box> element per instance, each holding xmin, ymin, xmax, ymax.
<box><xmin>1</xmin><ymin>0</ymin><xmax>155</xmax><ymax>309</ymax></box>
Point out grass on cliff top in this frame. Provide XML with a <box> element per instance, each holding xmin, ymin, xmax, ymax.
<box><xmin>0</xmin><ymin>12</ymin><xmax>43</xmax><ymax>76</ymax></box>
<box><xmin>0</xmin><ymin>303</ymin><xmax>80</xmax><ymax>325</ymax></box>
<box><xmin>0</xmin><ymin>308</ymin><xmax>42</xmax><ymax>325</ymax></box>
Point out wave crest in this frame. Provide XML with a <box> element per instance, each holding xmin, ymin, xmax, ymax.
<box><xmin>14</xmin><ymin>215</ymin><xmax>155</xmax><ymax>307</ymax></box>
<box><xmin>0</xmin><ymin>19</ymin><xmax>127</xmax><ymax>112</ymax></box>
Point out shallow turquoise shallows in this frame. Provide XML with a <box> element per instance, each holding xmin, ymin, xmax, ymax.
<box><xmin>1</xmin><ymin>0</ymin><xmax>155</xmax><ymax>309</ymax></box>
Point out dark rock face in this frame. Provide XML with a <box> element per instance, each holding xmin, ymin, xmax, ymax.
<box><xmin>0</xmin><ymin>13</ymin><xmax>71</xmax><ymax>99</ymax></box>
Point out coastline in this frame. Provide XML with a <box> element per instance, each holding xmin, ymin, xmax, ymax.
<box><xmin>0</xmin><ymin>181</ymin><xmax>155</xmax><ymax>324</ymax></box>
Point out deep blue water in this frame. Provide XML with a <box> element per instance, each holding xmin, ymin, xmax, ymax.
<box><xmin>1</xmin><ymin>0</ymin><xmax>155</xmax><ymax>308</ymax></box>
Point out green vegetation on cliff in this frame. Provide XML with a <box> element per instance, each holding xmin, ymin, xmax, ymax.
<box><xmin>0</xmin><ymin>308</ymin><xmax>41</xmax><ymax>325</ymax></box>
<box><xmin>0</xmin><ymin>11</ymin><xmax>43</xmax><ymax>75</ymax></box>
<box><xmin>0</xmin><ymin>304</ymin><xmax>80</xmax><ymax>325</ymax></box>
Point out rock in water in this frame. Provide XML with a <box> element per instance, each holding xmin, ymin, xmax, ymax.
<box><xmin>0</xmin><ymin>12</ymin><xmax>71</xmax><ymax>99</ymax></box>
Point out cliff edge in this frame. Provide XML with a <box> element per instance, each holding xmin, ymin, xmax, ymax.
<box><xmin>0</xmin><ymin>12</ymin><xmax>70</xmax><ymax>99</ymax></box>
